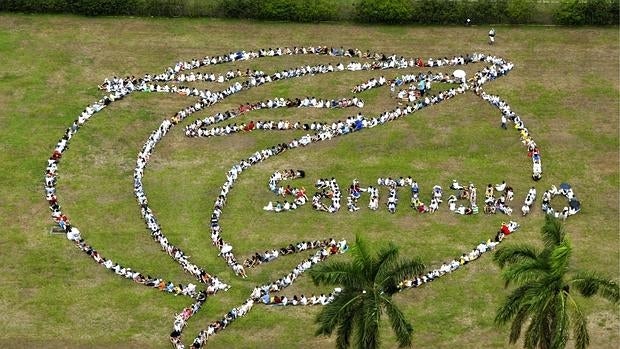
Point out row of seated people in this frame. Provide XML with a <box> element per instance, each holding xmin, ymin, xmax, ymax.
<box><xmin>243</xmin><ymin>239</ymin><xmax>347</xmax><ymax>268</ymax></box>
<box><xmin>185</xmin><ymin>96</ymin><xmax>363</xmax><ymax>137</ymax></box>
<box><xmin>398</xmin><ymin>222</ymin><xmax>519</xmax><ymax>290</ymax></box>
<box><xmin>349</xmin><ymin>70</ymin><xmax>459</xmax><ymax>99</ymax></box>
<box><xmin>99</xmin><ymin>68</ymin><xmax>257</xmax><ymax>91</ymax></box>
<box><xmin>167</xmin><ymin>68</ymin><xmax>266</xmax><ymax>83</ymax></box>
<box><xmin>521</xmin><ymin>187</ymin><xmax>537</xmax><ymax>216</ymax></box>
<box><xmin>172</xmin><ymin>298</ymin><xmax>255</xmax><ymax>349</ymax></box>
<box><xmin>262</xmin><ymin>289</ymin><xmax>341</xmax><ymax>306</ymax></box>
<box><xmin>478</xmin><ymin>91</ymin><xmax>543</xmax><ymax>180</ymax></box>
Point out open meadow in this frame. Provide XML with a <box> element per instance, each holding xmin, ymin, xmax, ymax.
<box><xmin>0</xmin><ymin>14</ymin><xmax>618</xmax><ymax>348</ymax></box>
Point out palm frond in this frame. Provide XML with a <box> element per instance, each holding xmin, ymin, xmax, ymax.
<box><xmin>550</xmin><ymin>293</ymin><xmax>569</xmax><ymax>349</ymax></box>
<box><xmin>501</xmin><ymin>259</ymin><xmax>548</xmax><ymax>287</ymax></box>
<box><xmin>549</xmin><ymin>240</ymin><xmax>572</xmax><ymax>279</ymax></box>
<box><xmin>495</xmin><ymin>284</ymin><xmax>532</xmax><ymax>325</ymax></box>
<box><xmin>374</xmin><ymin>243</ymin><xmax>400</xmax><ymax>285</ymax></box>
<box><xmin>382</xmin><ymin>295</ymin><xmax>413</xmax><ymax>347</ymax></box>
<box><xmin>335</xmin><ymin>303</ymin><xmax>358</xmax><ymax>349</ymax></box>
<box><xmin>381</xmin><ymin>258</ymin><xmax>426</xmax><ymax>295</ymax></box>
<box><xmin>493</xmin><ymin>244</ymin><xmax>541</xmax><ymax>269</ymax></box>
<box><xmin>570</xmin><ymin>270</ymin><xmax>620</xmax><ymax>303</ymax></box>
<box><xmin>566</xmin><ymin>294</ymin><xmax>590</xmax><ymax>349</ymax></box>
<box><xmin>524</xmin><ymin>306</ymin><xmax>552</xmax><ymax>349</ymax></box>
<box><xmin>358</xmin><ymin>295</ymin><xmax>381</xmax><ymax>349</ymax></box>
<box><xmin>350</xmin><ymin>235</ymin><xmax>376</xmax><ymax>278</ymax></box>
<box><xmin>523</xmin><ymin>310</ymin><xmax>542</xmax><ymax>349</ymax></box>
<box><xmin>315</xmin><ymin>291</ymin><xmax>363</xmax><ymax>337</ymax></box>
<box><xmin>541</xmin><ymin>215</ymin><xmax>565</xmax><ymax>248</ymax></box>
<box><xmin>309</xmin><ymin>261</ymin><xmax>363</xmax><ymax>288</ymax></box>
<box><xmin>523</xmin><ymin>283</ymin><xmax>558</xmax><ymax>349</ymax></box>
<box><xmin>508</xmin><ymin>308</ymin><xmax>529</xmax><ymax>344</ymax></box>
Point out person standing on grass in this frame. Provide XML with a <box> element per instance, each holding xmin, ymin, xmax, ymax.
<box><xmin>488</xmin><ymin>28</ymin><xmax>496</xmax><ymax>45</ymax></box>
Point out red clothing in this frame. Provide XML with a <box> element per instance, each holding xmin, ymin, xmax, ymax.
<box><xmin>501</xmin><ymin>225</ymin><xmax>511</xmax><ymax>235</ymax></box>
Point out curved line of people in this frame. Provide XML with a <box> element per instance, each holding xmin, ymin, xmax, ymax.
<box><xmin>477</xmin><ymin>91</ymin><xmax>542</xmax><ymax>180</ymax></box>
<box><xmin>44</xmin><ymin>87</ymin><xmax>210</xmax><ymax>298</ymax></box>
<box><xmin>542</xmin><ymin>184</ymin><xmax>580</xmax><ymax>219</ymax></box>
<box><xmin>352</xmin><ymin>71</ymin><xmax>459</xmax><ymax>102</ymax></box>
<box><xmin>184</xmin><ymin>96</ymin><xmax>363</xmax><ymax>138</ymax></box>
<box><xmin>398</xmin><ymin>221</ymin><xmax>519</xmax><ymax>290</ymax></box>
<box><xmin>242</xmin><ymin>238</ymin><xmax>347</xmax><ymax>269</ymax></box>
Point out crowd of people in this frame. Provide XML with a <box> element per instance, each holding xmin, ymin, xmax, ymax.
<box><xmin>542</xmin><ymin>184</ymin><xmax>581</xmax><ymax>219</ymax></box>
<box><xmin>312</xmin><ymin>178</ymin><xmax>342</xmax><ymax>212</ymax></box>
<box><xmin>263</xmin><ymin>169</ymin><xmax>308</xmax><ymax>213</ymax></box>
<box><xmin>478</xmin><ymin>181</ymin><xmax>514</xmax><ymax>216</ymax></box>
<box><xmin>45</xmin><ymin>44</ymin><xmax>558</xmax><ymax>348</ymax></box>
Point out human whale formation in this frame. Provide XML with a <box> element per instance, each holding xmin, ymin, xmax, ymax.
<box><xmin>44</xmin><ymin>46</ymin><xmax>580</xmax><ymax>348</ymax></box>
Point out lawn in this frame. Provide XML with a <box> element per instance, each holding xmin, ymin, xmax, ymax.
<box><xmin>0</xmin><ymin>14</ymin><xmax>618</xmax><ymax>349</ymax></box>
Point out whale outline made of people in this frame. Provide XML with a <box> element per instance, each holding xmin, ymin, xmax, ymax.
<box><xmin>44</xmin><ymin>47</ymin><xmax>579</xmax><ymax>348</ymax></box>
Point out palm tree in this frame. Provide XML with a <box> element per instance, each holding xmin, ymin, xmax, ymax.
<box><xmin>493</xmin><ymin>215</ymin><xmax>619</xmax><ymax>349</ymax></box>
<box><xmin>309</xmin><ymin>235</ymin><xmax>425</xmax><ymax>349</ymax></box>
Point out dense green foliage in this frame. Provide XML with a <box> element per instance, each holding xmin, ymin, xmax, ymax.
<box><xmin>493</xmin><ymin>216</ymin><xmax>620</xmax><ymax>349</ymax></box>
<box><xmin>1</xmin><ymin>0</ymin><xmax>618</xmax><ymax>25</ymax></box>
<box><xmin>554</xmin><ymin>0</ymin><xmax>620</xmax><ymax>25</ymax></box>
<box><xmin>309</xmin><ymin>236</ymin><xmax>425</xmax><ymax>348</ymax></box>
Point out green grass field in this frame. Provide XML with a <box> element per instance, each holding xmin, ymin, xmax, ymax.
<box><xmin>0</xmin><ymin>14</ymin><xmax>618</xmax><ymax>348</ymax></box>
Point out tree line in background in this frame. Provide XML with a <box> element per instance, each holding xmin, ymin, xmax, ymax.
<box><xmin>1</xmin><ymin>0</ymin><xmax>618</xmax><ymax>25</ymax></box>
